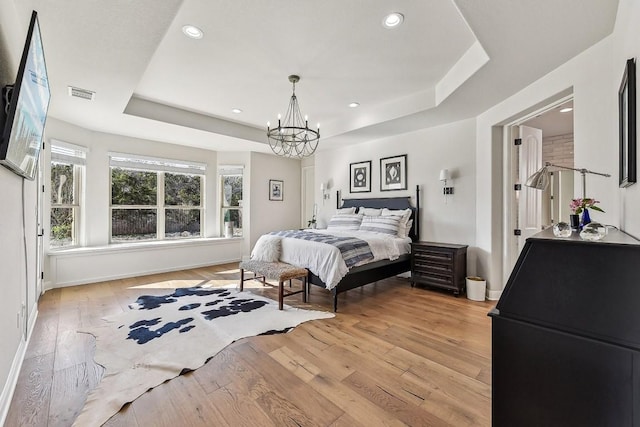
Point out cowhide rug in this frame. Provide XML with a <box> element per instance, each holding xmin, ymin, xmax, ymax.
<box><xmin>73</xmin><ymin>287</ymin><xmax>334</xmax><ymax>426</ymax></box>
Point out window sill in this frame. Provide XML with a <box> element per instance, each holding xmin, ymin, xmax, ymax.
<box><xmin>48</xmin><ymin>236</ymin><xmax>243</xmax><ymax>257</ymax></box>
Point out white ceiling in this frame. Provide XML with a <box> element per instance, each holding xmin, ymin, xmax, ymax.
<box><xmin>12</xmin><ymin>0</ymin><xmax>618</xmax><ymax>153</ymax></box>
<box><xmin>523</xmin><ymin>100</ymin><xmax>574</xmax><ymax>137</ymax></box>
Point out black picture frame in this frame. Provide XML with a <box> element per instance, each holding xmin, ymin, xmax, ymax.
<box><xmin>349</xmin><ymin>160</ymin><xmax>371</xmax><ymax>193</ymax></box>
<box><xmin>619</xmin><ymin>58</ymin><xmax>636</xmax><ymax>188</ymax></box>
<box><xmin>269</xmin><ymin>179</ymin><xmax>283</xmax><ymax>201</ymax></box>
<box><xmin>380</xmin><ymin>154</ymin><xmax>407</xmax><ymax>191</ymax></box>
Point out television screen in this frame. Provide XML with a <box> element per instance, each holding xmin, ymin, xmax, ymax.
<box><xmin>0</xmin><ymin>11</ymin><xmax>50</xmax><ymax>180</ymax></box>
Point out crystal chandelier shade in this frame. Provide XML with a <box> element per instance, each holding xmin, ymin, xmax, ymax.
<box><xmin>267</xmin><ymin>75</ymin><xmax>320</xmax><ymax>158</ymax></box>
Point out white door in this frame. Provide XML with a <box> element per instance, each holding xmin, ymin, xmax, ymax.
<box><xmin>517</xmin><ymin>125</ymin><xmax>543</xmax><ymax>253</ymax></box>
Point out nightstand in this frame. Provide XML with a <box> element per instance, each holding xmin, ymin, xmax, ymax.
<box><xmin>410</xmin><ymin>242</ymin><xmax>468</xmax><ymax>295</ymax></box>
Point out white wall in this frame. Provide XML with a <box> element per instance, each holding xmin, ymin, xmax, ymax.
<box><xmin>43</xmin><ymin>118</ymin><xmax>247</xmax><ymax>287</ymax></box>
<box><xmin>0</xmin><ymin>1</ymin><xmax>41</xmax><ymax>421</ymax></box>
<box><xmin>613</xmin><ymin>0</ymin><xmax>640</xmax><ymax>238</ymax></box>
<box><xmin>314</xmin><ymin>118</ymin><xmax>478</xmax><ymax>272</ymax></box>
<box><xmin>476</xmin><ymin>0</ymin><xmax>640</xmax><ymax>295</ymax></box>
<box><xmin>249</xmin><ymin>152</ymin><xmax>301</xmax><ymax>251</ymax></box>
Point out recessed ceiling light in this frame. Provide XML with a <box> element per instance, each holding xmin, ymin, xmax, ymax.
<box><xmin>349</xmin><ymin>102</ymin><xmax>360</xmax><ymax>108</ymax></box>
<box><xmin>559</xmin><ymin>107</ymin><xmax>573</xmax><ymax>113</ymax></box>
<box><xmin>182</xmin><ymin>25</ymin><xmax>203</xmax><ymax>39</ymax></box>
<box><xmin>231</xmin><ymin>108</ymin><xmax>243</xmax><ymax>114</ymax></box>
<box><xmin>382</xmin><ymin>12</ymin><xmax>404</xmax><ymax>29</ymax></box>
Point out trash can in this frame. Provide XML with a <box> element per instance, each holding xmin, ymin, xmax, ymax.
<box><xmin>466</xmin><ymin>276</ymin><xmax>486</xmax><ymax>301</ymax></box>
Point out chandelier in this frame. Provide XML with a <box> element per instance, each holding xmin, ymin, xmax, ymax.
<box><xmin>267</xmin><ymin>75</ymin><xmax>320</xmax><ymax>158</ymax></box>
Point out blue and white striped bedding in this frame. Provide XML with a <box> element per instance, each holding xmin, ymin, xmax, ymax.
<box><xmin>253</xmin><ymin>229</ymin><xmax>410</xmax><ymax>289</ymax></box>
<box><xmin>269</xmin><ymin>230</ymin><xmax>373</xmax><ymax>268</ymax></box>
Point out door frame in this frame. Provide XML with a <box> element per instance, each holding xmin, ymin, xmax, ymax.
<box><xmin>301</xmin><ymin>165</ymin><xmax>314</xmax><ymax>228</ymax></box>
<box><xmin>502</xmin><ymin>93</ymin><xmax>574</xmax><ymax>284</ymax></box>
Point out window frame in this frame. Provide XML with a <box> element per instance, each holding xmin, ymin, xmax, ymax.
<box><xmin>109</xmin><ymin>153</ymin><xmax>206</xmax><ymax>244</ymax></box>
<box><xmin>49</xmin><ymin>140</ymin><xmax>86</xmax><ymax>249</ymax></box>
<box><xmin>219</xmin><ymin>166</ymin><xmax>244</xmax><ymax>238</ymax></box>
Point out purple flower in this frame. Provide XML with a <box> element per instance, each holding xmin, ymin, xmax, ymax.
<box><xmin>570</xmin><ymin>198</ymin><xmax>604</xmax><ymax>214</ymax></box>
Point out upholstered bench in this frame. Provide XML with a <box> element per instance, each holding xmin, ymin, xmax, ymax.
<box><xmin>239</xmin><ymin>260</ymin><xmax>308</xmax><ymax>310</ymax></box>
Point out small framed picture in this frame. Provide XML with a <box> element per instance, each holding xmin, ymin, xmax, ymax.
<box><xmin>380</xmin><ymin>154</ymin><xmax>407</xmax><ymax>191</ymax></box>
<box><xmin>269</xmin><ymin>179</ymin><xmax>283</xmax><ymax>201</ymax></box>
<box><xmin>350</xmin><ymin>160</ymin><xmax>371</xmax><ymax>193</ymax></box>
<box><xmin>619</xmin><ymin>58</ymin><xmax>636</xmax><ymax>188</ymax></box>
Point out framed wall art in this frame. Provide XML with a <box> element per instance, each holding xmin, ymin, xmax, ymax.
<box><xmin>269</xmin><ymin>179</ymin><xmax>284</xmax><ymax>201</ymax></box>
<box><xmin>380</xmin><ymin>154</ymin><xmax>407</xmax><ymax>191</ymax></box>
<box><xmin>619</xmin><ymin>58</ymin><xmax>636</xmax><ymax>188</ymax></box>
<box><xmin>350</xmin><ymin>160</ymin><xmax>371</xmax><ymax>193</ymax></box>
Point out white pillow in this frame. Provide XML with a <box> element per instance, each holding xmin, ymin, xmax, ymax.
<box><xmin>335</xmin><ymin>207</ymin><xmax>357</xmax><ymax>215</ymax></box>
<box><xmin>358</xmin><ymin>207</ymin><xmax>382</xmax><ymax>216</ymax></box>
<box><xmin>251</xmin><ymin>235</ymin><xmax>281</xmax><ymax>262</ymax></box>
<box><xmin>326</xmin><ymin>213</ymin><xmax>363</xmax><ymax>230</ymax></box>
<box><xmin>381</xmin><ymin>208</ymin><xmax>412</xmax><ymax>237</ymax></box>
<box><xmin>402</xmin><ymin>219</ymin><xmax>414</xmax><ymax>238</ymax></box>
<box><xmin>359</xmin><ymin>215</ymin><xmax>401</xmax><ymax>236</ymax></box>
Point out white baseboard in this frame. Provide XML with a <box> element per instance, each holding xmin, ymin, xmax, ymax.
<box><xmin>487</xmin><ymin>288</ymin><xmax>502</xmax><ymax>300</ymax></box>
<box><xmin>52</xmin><ymin>258</ymin><xmax>241</xmax><ymax>288</ymax></box>
<box><xmin>0</xmin><ymin>307</ymin><xmax>38</xmax><ymax>426</ymax></box>
<box><xmin>43</xmin><ymin>281</ymin><xmax>53</xmax><ymax>292</ymax></box>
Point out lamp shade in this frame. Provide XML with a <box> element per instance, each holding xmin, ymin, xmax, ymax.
<box><xmin>525</xmin><ymin>166</ymin><xmax>550</xmax><ymax>190</ymax></box>
<box><xmin>439</xmin><ymin>169</ymin><xmax>451</xmax><ymax>181</ymax></box>
<box><xmin>320</xmin><ymin>182</ymin><xmax>325</xmax><ymax>191</ymax></box>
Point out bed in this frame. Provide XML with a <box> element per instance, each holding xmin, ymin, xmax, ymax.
<box><xmin>254</xmin><ymin>186</ymin><xmax>420</xmax><ymax>311</ymax></box>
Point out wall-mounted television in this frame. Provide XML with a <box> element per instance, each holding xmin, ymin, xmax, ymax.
<box><xmin>0</xmin><ymin>10</ymin><xmax>50</xmax><ymax>180</ymax></box>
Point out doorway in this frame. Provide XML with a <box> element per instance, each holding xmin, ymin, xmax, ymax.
<box><xmin>504</xmin><ymin>97</ymin><xmax>575</xmax><ymax>276</ymax></box>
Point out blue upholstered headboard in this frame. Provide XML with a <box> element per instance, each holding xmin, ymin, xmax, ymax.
<box><xmin>339</xmin><ymin>188</ymin><xmax>420</xmax><ymax>241</ymax></box>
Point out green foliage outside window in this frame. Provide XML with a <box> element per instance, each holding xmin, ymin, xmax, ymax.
<box><xmin>165</xmin><ymin>173</ymin><xmax>201</xmax><ymax>206</ymax></box>
<box><xmin>111</xmin><ymin>168</ymin><xmax>157</xmax><ymax>205</ymax></box>
<box><xmin>51</xmin><ymin>163</ymin><xmax>76</xmax><ymax>247</ymax></box>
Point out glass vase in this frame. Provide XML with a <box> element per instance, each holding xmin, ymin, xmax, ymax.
<box><xmin>569</xmin><ymin>214</ymin><xmax>580</xmax><ymax>231</ymax></box>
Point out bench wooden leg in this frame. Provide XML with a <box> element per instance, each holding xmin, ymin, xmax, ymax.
<box><xmin>240</xmin><ymin>268</ymin><xmax>244</xmax><ymax>291</ymax></box>
<box><xmin>278</xmin><ymin>280</ymin><xmax>284</xmax><ymax>310</ymax></box>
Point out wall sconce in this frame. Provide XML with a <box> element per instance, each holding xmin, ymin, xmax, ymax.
<box><xmin>439</xmin><ymin>169</ymin><xmax>453</xmax><ymax>195</ymax></box>
<box><xmin>320</xmin><ymin>182</ymin><xmax>330</xmax><ymax>203</ymax></box>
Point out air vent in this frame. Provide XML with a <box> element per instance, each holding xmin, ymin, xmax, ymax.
<box><xmin>67</xmin><ymin>86</ymin><xmax>95</xmax><ymax>101</ymax></box>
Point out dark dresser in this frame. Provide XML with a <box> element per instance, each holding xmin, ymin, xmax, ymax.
<box><xmin>410</xmin><ymin>242</ymin><xmax>467</xmax><ymax>295</ymax></box>
<box><xmin>490</xmin><ymin>227</ymin><xmax>640</xmax><ymax>426</ymax></box>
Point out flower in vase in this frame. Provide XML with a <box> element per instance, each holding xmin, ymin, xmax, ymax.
<box><xmin>569</xmin><ymin>198</ymin><xmax>604</xmax><ymax>215</ymax></box>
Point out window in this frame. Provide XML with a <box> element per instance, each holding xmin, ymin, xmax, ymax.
<box><xmin>219</xmin><ymin>166</ymin><xmax>243</xmax><ymax>237</ymax></box>
<box><xmin>50</xmin><ymin>141</ymin><xmax>86</xmax><ymax>248</ymax></box>
<box><xmin>110</xmin><ymin>153</ymin><xmax>205</xmax><ymax>243</ymax></box>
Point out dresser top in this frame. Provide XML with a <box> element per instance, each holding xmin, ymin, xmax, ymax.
<box><xmin>530</xmin><ymin>227</ymin><xmax>640</xmax><ymax>246</ymax></box>
<box><xmin>411</xmin><ymin>241</ymin><xmax>468</xmax><ymax>249</ymax></box>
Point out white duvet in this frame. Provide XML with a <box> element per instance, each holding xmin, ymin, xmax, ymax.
<box><xmin>256</xmin><ymin>229</ymin><xmax>411</xmax><ymax>290</ymax></box>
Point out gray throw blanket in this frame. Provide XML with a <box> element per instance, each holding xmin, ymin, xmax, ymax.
<box><xmin>269</xmin><ymin>230</ymin><xmax>373</xmax><ymax>268</ymax></box>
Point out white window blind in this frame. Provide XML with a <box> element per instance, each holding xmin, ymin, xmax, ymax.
<box><xmin>51</xmin><ymin>140</ymin><xmax>87</xmax><ymax>165</ymax></box>
<box><xmin>109</xmin><ymin>152</ymin><xmax>206</xmax><ymax>175</ymax></box>
<box><xmin>218</xmin><ymin>164</ymin><xmax>244</xmax><ymax>175</ymax></box>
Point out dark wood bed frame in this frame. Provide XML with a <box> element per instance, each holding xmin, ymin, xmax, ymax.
<box><xmin>308</xmin><ymin>185</ymin><xmax>420</xmax><ymax>311</ymax></box>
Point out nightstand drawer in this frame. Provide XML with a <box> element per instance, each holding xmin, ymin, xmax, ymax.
<box><xmin>412</xmin><ymin>272</ymin><xmax>455</xmax><ymax>289</ymax></box>
<box><xmin>413</xmin><ymin>250</ymin><xmax>453</xmax><ymax>264</ymax></box>
<box><xmin>413</xmin><ymin>261</ymin><xmax>453</xmax><ymax>276</ymax></box>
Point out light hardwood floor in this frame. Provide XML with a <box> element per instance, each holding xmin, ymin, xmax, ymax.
<box><xmin>6</xmin><ymin>263</ymin><xmax>494</xmax><ymax>426</ymax></box>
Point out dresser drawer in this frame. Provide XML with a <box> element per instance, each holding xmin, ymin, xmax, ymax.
<box><xmin>413</xmin><ymin>250</ymin><xmax>453</xmax><ymax>265</ymax></box>
<box><xmin>411</xmin><ymin>242</ymin><xmax>468</xmax><ymax>295</ymax></box>
<box><xmin>412</xmin><ymin>271</ymin><xmax>455</xmax><ymax>288</ymax></box>
<box><xmin>413</xmin><ymin>261</ymin><xmax>453</xmax><ymax>276</ymax></box>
